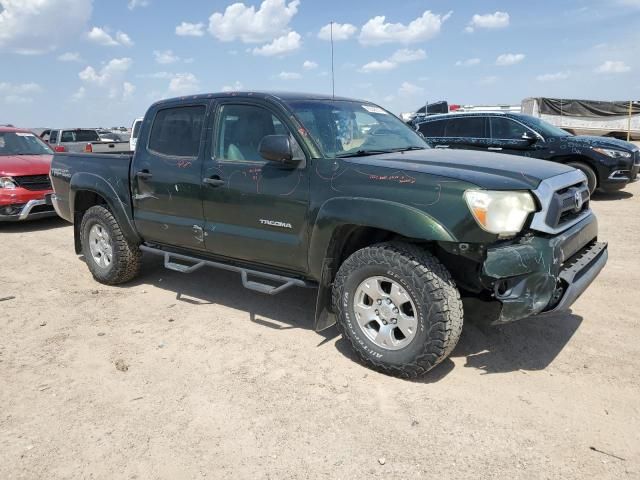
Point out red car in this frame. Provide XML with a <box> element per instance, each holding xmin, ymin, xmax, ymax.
<box><xmin>0</xmin><ymin>126</ymin><xmax>57</xmax><ymax>221</ymax></box>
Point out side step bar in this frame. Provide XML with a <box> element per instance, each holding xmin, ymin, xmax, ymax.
<box><xmin>139</xmin><ymin>245</ymin><xmax>311</xmax><ymax>295</ymax></box>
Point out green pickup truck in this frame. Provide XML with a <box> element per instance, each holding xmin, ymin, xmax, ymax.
<box><xmin>49</xmin><ymin>92</ymin><xmax>608</xmax><ymax>377</ymax></box>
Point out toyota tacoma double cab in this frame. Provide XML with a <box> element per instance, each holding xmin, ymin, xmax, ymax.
<box><xmin>49</xmin><ymin>92</ymin><xmax>608</xmax><ymax>377</ymax></box>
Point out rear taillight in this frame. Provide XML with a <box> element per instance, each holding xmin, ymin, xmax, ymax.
<box><xmin>54</xmin><ymin>146</ymin><xmax>66</xmax><ymax>152</ymax></box>
<box><xmin>84</xmin><ymin>143</ymin><xmax>93</xmax><ymax>153</ymax></box>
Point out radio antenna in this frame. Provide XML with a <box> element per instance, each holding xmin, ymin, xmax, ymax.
<box><xmin>330</xmin><ymin>21</ymin><xmax>335</xmax><ymax>98</ymax></box>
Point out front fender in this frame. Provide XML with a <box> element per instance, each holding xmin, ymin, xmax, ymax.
<box><xmin>70</xmin><ymin>172</ymin><xmax>140</xmax><ymax>245</ymax></box>
<box><xmin>308</xmin><ymin>197</ymin><xmax>455</xmax><ymax>280</ymax></box>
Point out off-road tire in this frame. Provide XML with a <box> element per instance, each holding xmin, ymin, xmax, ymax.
<box><xmin>332</xmin><ymin>242</ymin><xmax>463</xmax><ymax>378</ymax></box>
<box><xmin>80</xmin><ymin>205</ymin><xmax>142</xmax><ymax>285</ymax></box>
<box><xmin>567</xmin><ymin>161</ymin><xmax>597</xmax><ymax>194</ymax></box>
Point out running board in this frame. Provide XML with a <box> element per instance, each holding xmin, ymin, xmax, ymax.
<box><xmin>139</xmin><ymin>245</ymin><xmax>310</xmax><ymax>295</ymax></box>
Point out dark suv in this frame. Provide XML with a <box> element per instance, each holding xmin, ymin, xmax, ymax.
<box><xmin>416</xmin><ymin>112</ymin><xmax>640</xmax><ymax>193</ymax></box>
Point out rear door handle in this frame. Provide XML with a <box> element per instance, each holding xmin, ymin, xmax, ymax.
<box><xmin>488</xmin><ymin>147</ymin><xmax>503</xmax><ymax>151</ymax></box>
<box><xmin>203</xmin><ymin>176</ymin><xmax>225</xmax><ymax>187</ymax></box>
<box><xmin>136</xmin><ymin>170</ymin><xmax>153</xmax><ymax>180</ymax></box>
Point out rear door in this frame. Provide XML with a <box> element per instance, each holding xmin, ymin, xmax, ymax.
<box><xmin>132</xmin><ymin>102</ymin><xmax>210</xmax><ymax>250</ymax></box>
<box><xmin>416</xmin><ymin>119</ymin><xmax>448</xmax><ymax>148</ymax></box>
<box><xmin>201</xmin><ymin>99</ymin><xmax>310</xmax><ymax>273</ymax></box>
<box><xmin>442</xmin><ymin>116</ymin><xmax>489</xmax><ymax>151</ymax></box>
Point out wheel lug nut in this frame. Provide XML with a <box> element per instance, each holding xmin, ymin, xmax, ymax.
<box><xmin>386</xmin><ymin>299</ymin><xmax>391</xmax><ymax>305</ymax></box>
<box><xmin>382</xmin><ymin>320</ymin><xmax>387</xmax><ymax>325</ymax></box>
<box><xmin>391</xmin><ymin>318</ymin><xmax>397</xmax><ymax>324</ymax></box>
<box><xmin>393</xmin><ymin>308</ymin><xmax>399</xmax><ymax>314</ymax></box>
<box><xmin>377</xmin><ymin>299</ymin><xmax>382</xmax><ymax>305</ymax></box>
<box><xmin>375</xmin><ymin>310</ymin><xmax>379</xmax><ymax>315</ymax></box>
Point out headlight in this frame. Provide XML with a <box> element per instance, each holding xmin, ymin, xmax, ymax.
<box><xmin>464</xmin><ymin>190</ymin><xmax>536</xmax><ymax>237</ymax></box>
<box><xmin>0</xmin><ymin>177</ymin><xmax>17</xmax><ymax>189</ymax></box>
<box><xmin>592</xmin><ymin>147</ymin><xmax>632</xmax><ymax>159</ymax></box>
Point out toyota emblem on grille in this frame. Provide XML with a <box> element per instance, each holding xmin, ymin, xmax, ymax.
<box><xmin>574</xmin><ymin>190</ymin><xmax>584</xmax><ymax>211</ymax></box>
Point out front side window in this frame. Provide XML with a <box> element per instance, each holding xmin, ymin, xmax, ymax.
<box><xmin>132</xmin><ymin>120</ymin><xmax>142</xmax><ymax>139</ymax></box>
<box><xmin>286</xmin><ymin>100</ymin><xmax>428</xmax><ymax>158</ymax></box>
<box><xmin>444</xmin><ymin>117</ymin><xmax>487</xmax><ymax>138</ymax></box>
<box><xmin>148</xmin><ymin>105</ymin><xmax>206</xmax><ymax>157</ymax></box>
<box><xmin>490</xmin><ymin>117</ymin><xmax>528</xmax><ymax>140</ymax></box>
<box><xmin>0</xmin><ymin>132</ymin><xmax>52</xmax><ymax>155</ymax></box>
<box><xmin>215</xmin><ymin>104</ymin><xmax>298</xmax><ymax>162</ymax></box>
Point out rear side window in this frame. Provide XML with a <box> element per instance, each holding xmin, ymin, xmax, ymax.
<box><xmin>60</xmin><ymin>129</ymin><xmax>100</xmax><ymax>142</ymax></box>
<box><xmin>444</xmin><ymin>117</ymin><xmax>487</xmax><ymax>138</ymax></box>
<box><xmin>418</xmin><ymin>119</ymin><xmax>446</xmax><ymax>137</ymax></box>
<box><xmin>490</xmin><ymin>117</ymin><xmax>527</xmax><ymax>140</ymax></box>
<box><xmin>49</xmin><ymin>130</ymin><xmax>59</xmax><ymax>144</ymax></box>
<box><xmin>149</xmin><ymin>106</ymin><xmax>206</xmax><ymax>157</ymax></box>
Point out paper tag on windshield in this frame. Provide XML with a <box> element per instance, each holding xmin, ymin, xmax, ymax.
<box><xmin>15</xmin><ymin>132</ymin><xmax>35</xmax><ymax>137</ymax></box>
<box><xmin>362</xmin><ymin>105</ymin><xmax>388</xmax><ymax>115</ymax></box>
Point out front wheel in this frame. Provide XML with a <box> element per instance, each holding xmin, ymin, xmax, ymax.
<box><xmin>332</xmin><ymin>242</ymin><xmax>463</xmax><ymax>378</ymax></box>
<box><xmin>567</xmin><ymin>161</ymin><xmax>597</xmax><ymax>194</ymax></box>
<box><xmin>80</xmin><ymin>205</ymin><xmax>142</xmax><ymax>285</ymax></box>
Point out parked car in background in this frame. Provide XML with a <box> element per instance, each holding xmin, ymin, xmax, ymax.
<box><xmin>0</xmin><ymin>126</ymin><xmax>56</xmax><ymax>221</ymax></box>
<box><xmin>50</xmin><ymin>91</ymin><xmax>607</xmax><ymax>377</ymax></box>
<box><xmin>41</xmin><ymin>128</ymin><xmax>130</xmax><ymax>154</ymax></box>
<box><xmin>416</xmin><ymin>112</ymin><xmax>640</xmax><ymax>193</ymax></box>
<box><xmin>97</xmin><ymin>129</ymin><xmax>127</xmax><ymax>142</ymax></box>
<box><xmin>130</xmin><ymin>118</ymin><xmax>143</xmax><ymax>151</ymax></box>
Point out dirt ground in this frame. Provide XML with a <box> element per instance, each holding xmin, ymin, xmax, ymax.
<box><xmin>1</xmin><ymin>181</ymin><xmax>639</xmax><ymax>480</ymax></box>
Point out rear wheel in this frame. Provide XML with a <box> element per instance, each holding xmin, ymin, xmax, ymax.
<box><xmin>567</xmin><ymin>161</ymin><xmax>597</xmax><ymax>194</ymax></box>
<box><xmin>80</xmin><ymin>205</ymin><xmax>142</xmax><ymax>285</ymax></box>
<box><xmin>332</xmin><ymin>242</ymin><xmax>463</xmax><ymax>378</ymax></box>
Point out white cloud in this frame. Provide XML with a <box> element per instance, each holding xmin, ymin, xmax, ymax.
<box><xmin>78</xmin><ymin>57</ymin><xmax>134</xmax><ymax>100</ymax></box>
<box><xmin>58</xmin><ymin>51</ymin><xmax>82</xmax><ymax>62</ymax></box>
<box><xmin>251</xmin><ymin>31</ymin><xmax>301</xmax><ymax>56</ymax></box>
<box><xmin>0</xmin><ymin>82</ymin><xmax>43</xmax><ymax>97</ymax></box>
<box><xmin>303</xmin><ymin>60</ymin><xmax>318</xmax><ymax>70</ymax></box>
<box><xmin>176</xmin><ymin>22</ymin><xmax>205</xmax><ymax>37</ymax></box>
<box><xmin>222</xmin><ymin>81</ymin><xmax>244</xmax><ymax>92</ymax></box>
<box><xmin>618</xmin><ymin>0</ymin><xmax>640</xmax><ymax>7</ymax></box>
<box><xmin>128</xmin><ymin>0</ymin><xmax>149</xmax><ymax>9</ymax></box>
<box><xmin>537</xmin><ymin>71</ymin><xmax>570</xmax><ymax>82</ymax></box>
<box><xmin>71</xmin><ymin>86</ymin><xmax>86</xmax><ymax>101</ymax></box>
<box><xmin>123</xmin><ymin>82</ymin><xmax>135</xmax><ymax>99</ymax></box>
<box><xmin>390</xmin><ymin>48</ymin><xmax>427</xmax><ymax>63</ymax></box>
<box><xmin>168</xmin><ymin>73</ymin><xmax>200</xmax><ymax>95</ymax></box>
<box><xmin>360</xmin><ymin>49</ymin><xmax>426</xmax><ymax>73</ymax></box>
<box><xmin>359</xmin><ymin>10</ymin><xmax>452</xmax><ymax>46</ymax></box>
<box><xmin>465</xmin><ymin>11</ymin><xmax>510</xmax><ymax>33</ymax></box>
<box><xmin>0</xmin><ymin>0</ymin><xmax>92</xmax><ymax>54</ymax></box>
<box><xmin>455</xmin><ymin>58</ymin><xmax>481</xmax><ymax>67</ymax></box>
<box><xmin>496</xmin><ymin>53</ymin><xmax>525</xmax><ymax>66</ymax></box>
<box><xmin>398</xmin><ymin>81</ymin><xmax>424</xmax><ymax>97</ymax></box>
<box><xmin>87</xmin><ymin>27</ymin><xmax>134</xmax><ymax>47</ymax></box>
<box><xmin>208</xmin><ymin>0</ymin><xmax>300</xmax><ymax>43</ymax></box>
<box><xmin>318</xmin><ymin>22</ymin><xmax>357</xmax><ymax>41</ymax></box>
<box><xmin>360</xmin><ymin>60</ymin><xmax>397</xmax><ymax>73</ymax></box>
<box><xmin>278</xmin><ymin>71</ymin><xmax>301</xmax><ymax>80</ymax></box>
<box><xmin>3</xmin><ymin>95</ymin><xmax>33</xmax><ymax>104</ymax></box>
<box><xmin>595</xmin><ymin>60</ymin><xmax>631</xmax><ymax>74</ymax></box>
<box><xmin>154</xmin><ymin>49</ymin><xmax>180</xmax><ymax>64</ymax></box>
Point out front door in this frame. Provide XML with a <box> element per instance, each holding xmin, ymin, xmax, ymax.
<box><xmin>201</xmin><ymin>100</ymin><xmax>310</xmax><ymax>273</ymax></box>
<box><xmin>132</xmin><ymin>102</ymin><xmax>210</xmax><ymax>250</ymax></box>
<box><xmin>489</xmin><ymin>116</ymin><xmax>545</xmax><ymax>158</ymax></box>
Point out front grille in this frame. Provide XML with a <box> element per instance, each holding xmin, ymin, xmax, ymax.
<box><xmin>13</xmin><ymin>175</ymin><xmax>52</xmax><ymax>191</ymax></box>
<box><xmin>544</xmin><ymin>182</ymin><xmax>590</xmax><ymax>229</ymax></box>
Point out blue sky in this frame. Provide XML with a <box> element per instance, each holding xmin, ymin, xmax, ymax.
<box><xmin>0</xmin><ymin>0</ymin><xmax>638</xmax><ymax>127</ymax></box>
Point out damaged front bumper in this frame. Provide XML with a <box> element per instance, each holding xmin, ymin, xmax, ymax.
<box><xmin>482</xmin><ymin>214</ymin><xmax>607</xmax><ymax>323</ymax></box>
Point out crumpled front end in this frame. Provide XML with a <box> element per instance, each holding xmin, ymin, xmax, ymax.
<box><xmin>482</xmin><ymin>213</ymin><xmax>607</xmax><ymax>323</ymax></box>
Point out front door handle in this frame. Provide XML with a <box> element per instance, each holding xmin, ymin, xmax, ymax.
<box><xmin>488</xmin><ymin>147</ymin><xmax>503</xmax><ymax>151</ymax></box>
<box><xmin>203</xmin><ymin>176</ymin><xmax>225</xmax><ymax>187</ymax></box>
<box><xmin>136</xmin><ymin>170</ymin><xmax>153</xmax><ymax>180</ymax></box>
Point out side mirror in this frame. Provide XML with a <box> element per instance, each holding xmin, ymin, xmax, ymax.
<box><xmin>258</xmin><ymin>135</ymin><xmax>297</xmax><ymax>165</ymax></box>
<box><xmin>521</xmin><ymin>131</ymin><xmax>538</xmax><ymax>144</ymax></box>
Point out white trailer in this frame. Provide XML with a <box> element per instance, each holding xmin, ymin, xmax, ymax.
<box><xmin>522</xmin><ymin>97</ymin><xmax>640</xmax><ymax>140</ymax></box>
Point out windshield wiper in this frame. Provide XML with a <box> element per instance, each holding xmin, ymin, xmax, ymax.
<box><xmin>335</xmin><ymin>149</ymin><xmax>393</xmax><ymax>158</ymax></box>
<box><xmin>388</xmin><ymin>146</ymin><xmax>427</xmax><ymax>152</ymax></box>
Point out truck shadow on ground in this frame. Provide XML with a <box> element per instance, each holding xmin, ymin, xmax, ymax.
<box><xmin>132</xmin><ymin>254</ymin><xmax>583</xmax><ymax>383</ymax></box>
<box><xmin>0</xmin><ymin>217</ymin><xmax>68</xmax><ymax>233</ymax></box>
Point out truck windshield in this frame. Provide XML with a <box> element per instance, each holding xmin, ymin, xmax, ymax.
<box><xmin>286</xmin><ymin>100</ymin><xmax>429</xmax><ymax>158</ymax></box>
<box><xmin>519</xmin><ymin>115</ymin><xmax>573</xmax><ymax>138</ymax></box>
<box><xmin>0</xmin><ymin>132</ymin><xmax>52</xmax><ymax>156</ymax></box>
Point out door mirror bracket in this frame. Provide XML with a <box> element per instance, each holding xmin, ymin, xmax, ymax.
<box><xmin>259</xmin><ymin>135</ymin><xmax>300</xmax><ymax>166</ymax></box>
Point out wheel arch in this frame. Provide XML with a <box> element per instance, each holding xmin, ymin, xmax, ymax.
<box><xmin>550</xmin><ymin>155</ymin><xmax>600</xmax><ymax>186</ymax></box>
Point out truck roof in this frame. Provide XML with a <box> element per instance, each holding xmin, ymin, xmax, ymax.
<box><xmin>152</xmin><ymin>91</ymin><xmax>366</xmax><ymax>108</ymax></box>
<box><xmin>417</xmin><ymin>111</ymin><xmax>530</xmax><ymax>122</ymax></box>
<box><xmin>0</xmin><ymin>125</ymin><xmax>31</xmax><ymax>134</ymax></box>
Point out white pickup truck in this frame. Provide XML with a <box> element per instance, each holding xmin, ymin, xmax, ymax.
<box><xmin>41</xmin><ymin>128</ymin><xmax>130</xmax><ymax>154</ymax></box>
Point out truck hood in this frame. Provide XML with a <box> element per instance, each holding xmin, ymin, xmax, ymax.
<box><xmin>352</xmin><ymin>148</ymin><xmax>574</xmax><ymax>190</ymax></box>
<box><xmin>569</xmin><ymin>135</ymin><xmax>639</xmax><ymax>152</ymax></box>
<box><xmin>0</xmin><ymin>154</ymin><xmax>53</xmax><ymax>177</ymax></box>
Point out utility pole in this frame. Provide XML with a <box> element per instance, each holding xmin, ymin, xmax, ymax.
<box><xmin>330</xmin><ymin>21</ymin><xmax>335</xmax><ymax>99</ymax></box>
